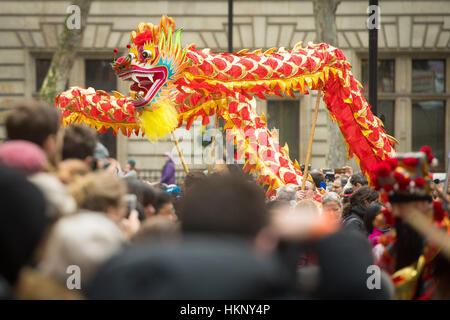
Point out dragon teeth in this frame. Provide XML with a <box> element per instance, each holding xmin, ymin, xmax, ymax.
<box><xmin>147</xmin><ymin>73</ymin><xmax>154</xmax><ymax>82</ymax></box>
<box><xmin>132</xmin><ymin>74</ymin><xmax>139</xmax><ymax>83</ymax></box>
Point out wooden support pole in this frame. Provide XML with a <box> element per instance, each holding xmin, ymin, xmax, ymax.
<box><xmin>171</xmin><ymin>131</ymin><xmax>189</xmax><ymax>174</ymax></box>
<box><xmin>208</xmin><ymin>114</ymin><xmax>219</xmax><ymax>174</ymax></box>
<box><xmin>404</xmin><ymin>209</ymin><xmax>450</xmax><ymax>262</ymax></box>
<box><xmin>302</xmin><ymin>87</ymin><xmax>322</xmax><ymax>190</ymax></box>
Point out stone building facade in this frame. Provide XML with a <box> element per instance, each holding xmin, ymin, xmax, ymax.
<box><xmin>0</xmin><ymin>0</ymin><xmax>449</xmax><ymax>180</ymax></box>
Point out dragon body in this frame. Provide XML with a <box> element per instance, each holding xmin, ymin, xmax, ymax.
<box><xmin>56</xmin><ymin>16</ymin><xmax>396</xmax><ymax>193</ymax></box>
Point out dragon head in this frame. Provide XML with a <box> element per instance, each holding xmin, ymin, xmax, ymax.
<box><xmin>111</xmin><ymin>16</ymin><xmax>188</xmax><ymax>111</ymax></box>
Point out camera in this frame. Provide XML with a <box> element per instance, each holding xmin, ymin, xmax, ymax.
<box><xmin>323</xmin><ymin>169</ymin><xmax>335</xmax><ymax>182</ymax></box>
<box><xmin>300</xmin><ymin>164</ymin><xmax>311</xmax><ymax>173</ymax></box>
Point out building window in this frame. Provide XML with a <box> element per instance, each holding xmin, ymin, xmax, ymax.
<box><xmin>411</xmin><ymin>59</ymin><xmax>446</xmax><ymax>171</ymax></box>
<box><xmin>361</xmin><ymin>59</ymin><xmax>395</xmax><ymax>135</ymax></box>
<box><xmin>85</xmin><ymin>59</ymin><xmax>117</xmax><ymax>158</ymax></box>
<box><xmin>267</xmin><ymin>100</ymin><xmax>300</xmax><ymax>162</ymax></box>
<box><xmin>85</xmin><ymin>60</ymin><xmax>117</xmax><ymax>92</ymax></box>
<box><xmin>412</xmin><ymin>60</ymin><xmax>445</xmax><ymax>93</ymax></box>
<box><xmin>361</xmin><ymin>59</ymin><xmax>395</xmax><ymax>95</ymax></box>
<box><xmin>378</xmin><ymin>100</ymin><xmax>395</xmax><ymax>136</ymax></box>
<box><xmin>412</xmin><ymin>100</ymin><xmax>445</xmax><ymax>169</ymax></box>
<box><xmin>35</xmin><ymin>59</ymin><xmax>52</xmax><ymax>92</ymax></box>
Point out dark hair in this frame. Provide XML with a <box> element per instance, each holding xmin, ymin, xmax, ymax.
<box><xmin>394</xmin><ymin>217</ymin><xmax>424</xmax><ymax>272</ymax></box>
<box><xmin>340</xmin><ymin>176</ymin><xmax>348</xmax><ymax>187</ymax></box>
<box><xmin>183</xmin><ymin>170</ymin><xmax>206</xmax><ymax>194</ymax></box>
<box><xmin>62</xmin><ymin>124</ymin><xmax>97</xmax><ymax>161</ymax></box>
<box><xmin>343</xmin><ymin>186</ymin><xmax>379</xmax><ymax>218</ymax></box>
<box><xmin>363</xmin><ymin>202</ymin><xmax>384</xmax><ymax>234</ymax></box>
<box><xmin>154</xmin><ymin>191</ymin><xmax>173</xmax><ymax>214</ymax></box>
<box><xmin>266</xmin><ymin>200</ymin><xmax>290</xmax><ymax>211</ymax></box>
<box><xmin>180</xmin><ymin>174</ymin><xmax>268</xmax><ymax>238</ymax></box>
<box><xmin>126</xmin><ymin>179</ymin><xmax>156</xmax><ymax>207</ymax></box>
<box><xmin>227</xmin><ymin>164</ymin><xmax>255</xmax><ymax>183</ymax></box>
<box><xmin>0</xmin><ymin>165</ymin><xmax>47</xmax><ymax>285</ymax></box>
<box><xmin>350</xmin><ymin>173</ymin><xmax>368</xmax><ymax>187</ymax></box>
<box><xmin>310</xmin><ymin>171</ymin><xmax>325</xmax><ymax>188</ymax></box>
<box><xmin>6</xmin><ymin>100</ymin><xmax>60</xmax><ymax>148</ymax></box>
<box><xmin>126</xmin><ymin>179</ymin><xmax>157</xmax><ymax>220</ymax></box>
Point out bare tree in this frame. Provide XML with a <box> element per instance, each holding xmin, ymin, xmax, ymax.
<box><xmin>312</xmin><ymin>0</ymin><xmax>348</xmax><ymax>169</ymax></box>
<box><xmin>39</xmin><ymin>0</ymin><xmax>92</xmax><ymax>103</ymax></box>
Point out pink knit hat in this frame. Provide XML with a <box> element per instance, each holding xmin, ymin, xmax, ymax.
<box><xmin>0</xmin><ymin>140</ymin><xmax>47</xmax><ymax>176</ymax></box>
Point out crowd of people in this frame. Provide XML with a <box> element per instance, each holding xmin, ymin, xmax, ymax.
<box><xmin>0</xmin><ymin>100</ymin><xmax>449</xmax><ymax>300</ymax></box>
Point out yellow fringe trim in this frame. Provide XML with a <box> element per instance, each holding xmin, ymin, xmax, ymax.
<box><xmin>140</xmin><ymin>99</ymin><xmax>178</xmax><ymax>141</ymax></box>
<box><xmin>61</xmin><ymin>100</ymin><xmax>179</xmax><ymax>140</ymax></box>
<box><xmin>62</xmin><ymin>112</ymin><xmax>141</xmax><ymax>134</ymax></box>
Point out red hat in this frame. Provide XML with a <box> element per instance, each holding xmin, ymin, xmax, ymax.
<box><xmin>0</xmin><ymin>140</ymin><xmax>46</xmax><ymax>176</ymax></box>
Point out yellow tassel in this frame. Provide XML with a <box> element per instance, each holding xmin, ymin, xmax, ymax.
<box><xmin>139</xmin><ymin>100</ymin><xmax>178</xmax><ymax>141</ymax></box>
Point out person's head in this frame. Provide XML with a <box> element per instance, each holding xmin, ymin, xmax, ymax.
<box><xmin>343</xmin><ymin>186</ymin><xmax>379</xmax><ymax>218</ymax></box>
<box><xmin>342</xmin><ymin>187</ymin><xmax>353</xmax><ymax>206</ymax></box>
<box><xmin>69</xmin><ymin>171</ymin><xmax>127</xmax><ymax>224</ymax></box>
<box><xmin>351</xmin><ymin>186</ymin><xmax>379</xmax><ymax>207</ymax></box>
<box><xmin>163</xmin><ymin>152</ymin><xmax>172</xmax><ymax>162</ymax></box>
<box><xmin>29</xmin><ymin>172</ymin><xmax>77</xmax><ymax>220</ymax></box>
<box><xmin>321</xmin><ymin>192</ymin><xmax>343</xmax><ymax>221</ymax></box>
<box><xmin>295</xmin><ymin>199</ymin><xmax>321</xmax><ymax>216</ymax></box>
<box><xmin>62</xmin><ymin>124</ymin><xmax>97</xmax><ymax>167</ymax></box>
<box><xmin>132</xmin><ymin>216</ymin><xmax>180</xmax><ymax>243</ymax></box>
<box><xmin>332</xmin><ymin>177</ymin><xmax>348</xmax><ymax>196</ymax></box>
<box><xmin>350</xmin><ymin>173</ymin><xmax>368</xmax><ymax>192</ymax></box>
<box><xmin>154</xmin><ymin>191</ymin><xmax>176</xmax><ymax>220</ymax></box>
<box><xmin>126</xmin><ymin>179</ymin><xmax>157</xmax><ymax>220</ymax></box>
<box><xmin>276</xmin><ymin>186</ymin><xmax>296</xmax><ymax>202</ymax></box>
<box><xmin>180</xmin><ymin>174</ymin><xmax>268</xmax><ymax>240</ymax></box>
<box><xmin>363</xmin><ymin>202</ymin><xmax>386</xmax><ymax>234</ymax></box>
<box><xmin>57</xmin><ymin>159</ymin><xmax>91</xmax><ymax>184</ymax></box>
<box><xmin>125</xmin><ymin>159</ymin><xmax>136</xmax><ymax>171</ymax></box>
<box><xmin>297</xmin><ymin>180</ymin><xmax>317</xmax><ymax>201</ymax></box>
<box><xmin>182</xmin><ymin>170</ymin><xmax>206</xmax><ymax>195</ymax></box>
<box><xmin>39</xmin><ymin>213</ymin><xmax>124</xmax><ymax>288</ymax></box>
<box><xmin>266</xmin><ymin>200</ymin><xmax>291</xmax><ymax>215</ymax></box>
<box><xmin>5</xmin><ymin>100</ymin><xmax>60</xmax><ymax>164</ymax></box>
<box><xmin>310</xmin><ymin>171</ymin><xmax>325</xmax><ymax>189</ymax></box>
<box><xmin>0</xmin><ymin>165</ymin><xmax>48</xmax><ymax>286</ymax></box>
<box><xmin>93</xmin><ymin>142</ymin><xmax>110</xmax><ymax>169</ymax></box>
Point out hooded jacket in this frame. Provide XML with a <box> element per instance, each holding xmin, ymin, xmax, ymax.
<box><xmin>160</xmin><ymin>153</ymin><xmax>175</xmax><ymax>185</ymax></box>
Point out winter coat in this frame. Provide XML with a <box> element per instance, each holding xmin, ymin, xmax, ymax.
<box><xmin>160</xmin><ymin>159</ymin><xmax>175</xmax><ymax>185</ymax></box>
<box><xmin>342</xmin><ymin>206</ymin><xmax>368</xmax><ymax>236</ymax></box>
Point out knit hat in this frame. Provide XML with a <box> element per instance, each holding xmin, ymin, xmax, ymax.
<box><xmin>39</xmin><ymin>212</ymin><xmax>124</xmax><ymax>288</ymax></box>
<box><xmin>0</xmin><ymin>165</ymin><xmax>47</xmax><ymax>284</ymax></box>
<box><xmin>0</xmin><ymin>140</ymin><xmax>46</xmax><ymax>176</ymax></box>
<box><xmin>127</xmin><ymin>159</ymin><xmax>136</xmax><ymax>168</ymax></box>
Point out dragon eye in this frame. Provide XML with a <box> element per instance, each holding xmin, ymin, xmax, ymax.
<box><xmin>142</xmin><ymin>50</ymin><xmax>152</xmax><ymax>60</ymax></box>
<box><xmin>128</xmin><ymin>52</ymin><xmax>136</xmax><ymax>60</ymax></box>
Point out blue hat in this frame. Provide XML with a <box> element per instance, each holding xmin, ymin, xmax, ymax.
<box><xmin>127</xmin><ymin>159</ymin><xmax>136</xmax><ymax>167</ymax></box>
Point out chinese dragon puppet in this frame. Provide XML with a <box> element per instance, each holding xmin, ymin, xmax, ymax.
<box><xmin>56</xmin><ymin>16</ymin><xmax>397</xmax><ymax>193</ymax></box>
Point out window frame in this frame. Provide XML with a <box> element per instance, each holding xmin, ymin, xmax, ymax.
<box><xmin>358</xmin><ymin>52</ymin><xmax>449</xmax><ymax>171</ymax></box>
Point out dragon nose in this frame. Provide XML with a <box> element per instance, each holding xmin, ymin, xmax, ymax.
<box><xmin>111</xmin><ymin>56</ymin><xmax>132</xmax><ymax>75</ymax></box>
